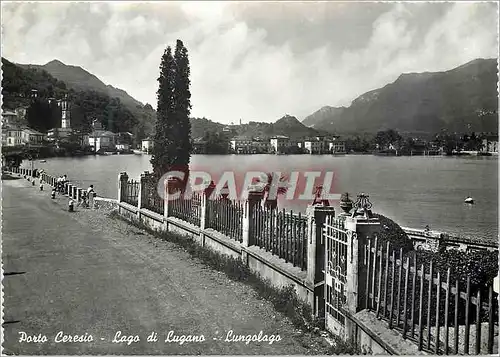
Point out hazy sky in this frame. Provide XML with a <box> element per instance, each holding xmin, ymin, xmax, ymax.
<box><xmin>2</xmin><ymin>1</ymin><xmax>498</xmax><ymax>124</ymax></box>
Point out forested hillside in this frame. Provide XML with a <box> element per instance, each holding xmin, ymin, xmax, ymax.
<box><xmin>2</xmin><ymin>58</ymin><xmax>141</xmax><ymax>137</ymax></box>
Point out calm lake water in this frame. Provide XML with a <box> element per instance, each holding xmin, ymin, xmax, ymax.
<box><xmin>23</xmin><ymin>154</ymin><xmax>498</xmax><ymax>243</ymax></box>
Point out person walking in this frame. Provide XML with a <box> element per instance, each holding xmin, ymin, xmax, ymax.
<box><xmin>87</xmin><ymin>185</ymin><xmax>95</xmax><ymax>209</ymax></box>
<box><xmin>57</xmin><ymin>176</ymin><xmax>63</xmax><ymax>194</ymax></box>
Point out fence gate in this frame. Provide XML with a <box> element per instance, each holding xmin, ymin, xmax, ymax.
<box><xmin>323</xmin><ymin>215</ymin><xmax>349</xmax><ymax>336</ymax></box>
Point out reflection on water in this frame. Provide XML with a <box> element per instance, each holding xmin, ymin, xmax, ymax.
<box><xmin>24</xmin><ymin>154</ymin><xmax>498</xmax><ymax>243</ymax></box>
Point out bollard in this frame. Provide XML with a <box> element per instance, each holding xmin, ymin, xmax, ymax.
<box><xmin>68</xmin><ymin>199</ymin><xmax>74</xmax><ymax>212</ymax></box>
<box><xmin>51</xmin><ymin>188</ymin><xmax>56</xmax><ymax>199</ymax></box>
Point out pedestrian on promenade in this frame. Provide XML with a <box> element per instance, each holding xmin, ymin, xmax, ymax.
<box><xmin>87</xmin><ymin>185</ymin><xmax>95</xmax><ymax>208</ymax></box>
<box><xmin>57</xmin><ymin>176</ymin><xmax>63</xmax><ymax>194</ymax></box>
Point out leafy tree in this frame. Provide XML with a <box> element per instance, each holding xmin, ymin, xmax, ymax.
<box><xmin>26</xmin><ymin>98</ymin><xmax>53</xmax><ymax>132</ymax></box>
<box><xmin>132</xmin><ymin>123</ymin><xmax>146</xmax><ymax>148</ymax></box>
<box><xmin>435</xmin><ymin>132</ymin><xmax>461</xmax><ymax>154</ymax></box>
<box><xmin>374</xmin><ymin>129</ymin><xmax>402</xmax><ymax>150</ymax></box>
<box><xmin>48</xmin><ymin>100</ymin><xmax>62</xmax><ymax>129</ymax></box>
<box><xmin>462</xmin><ymin>132</ymin><xmax>484</xmax><ymax>151</ymax></box>
<box><xmin>374</xmin><ymin>214</ymin><xmax>414</xmax><ymax>254</ymax></box>
<box><xmin>283</xmin><ymin>145</ymin><xmax>306</xmax><ymax>154</ymax></box>
<box><xmin>151</xmin><ymin>40</ymin><xmax>193</xmax><ymax>187</ymax></box>
<box><xmin>202</xmin><ymin>131</ymin><xmax>230</xmax><ymax>154</ymax></box>
<box><xmin>345</xmin><ymin>135</ymin><xmax>372</xmax><ymax>153</ymax></box>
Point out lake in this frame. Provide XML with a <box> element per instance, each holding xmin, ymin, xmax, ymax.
<box><xmin>22</xmin><ymin>154</ymin><xmax>498</xmax><ymax>243</ymax></box>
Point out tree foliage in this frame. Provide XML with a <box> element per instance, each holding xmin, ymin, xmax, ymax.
<box><xmin>2</xmin><ymin>57</ymin><xmax>138</xmax><ymax>134</ymax></box>
<box><xmin>1</xmin><ymin>58</ymin><xmax>67</xmax><ymax>110</ymax></box>
<box><xmin>345</xmin><ymin>135</ymin><xmax>372</xmax><ymax>153</ymax></box>
<box><xmin>201</xmin><ymin>131</ymin><xmax>230</xmax><ymax>154</ymax></box>
<box><xmin>374</xmin><ymin>129</ymin><xmax>403</xmax><ymax>150</ymax></box>
<box><xmin>461</xmin><ymin>132</ymin><xmax>484</xmax><ymax>151</ymax></box>
<box><xmin>151</xmin><ymin>40</ymin><xmax>193</xmax><ymax>183</ymax></box>
<box><xmin>26</xmin><ymin>98</ymin><xmax>61</xmax><ymax>132</ymax></box>
<box><xmin>374</xmin><ymin>214</ymin><xmax>414</xmax><ymax>254</ymax></box>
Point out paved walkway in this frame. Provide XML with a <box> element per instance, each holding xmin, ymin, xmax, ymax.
<box><xmin>2</xmin><ymin>176</ymin><xmax>329</xmax><ymax>355</ymax></box>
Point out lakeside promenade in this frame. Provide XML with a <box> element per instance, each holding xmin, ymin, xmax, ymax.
<box><xmin>1</xmin><ymin>177</ymin><xmax>330</xmax><ymax>355</ymax></box>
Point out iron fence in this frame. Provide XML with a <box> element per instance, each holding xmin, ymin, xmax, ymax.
<box><xmin>122</xmin><ymin>179</ymin><xmax>140</xmax><ymax>207</ymax></box>
<box><xmin>168</xmin><ymin>192</ymin><xmax>202</xmax><ymax>227</ymax></box>
<box><xmin>364</xmin><ymin>237</ymin><xmax>498</xmax><ymax>355</ymax></box>
<box><xmin>252</xmin><ymin>206</ymin><xmax>308</xmax><ymax>270</ymax></box>
<box><xmin>141</xmin><ymin>174</ymin><xmax>164</xmax><ymax>215</ymax></box>
<box><xmin>205</xmin><ymin>198</ymin><xmax>244</xmax><ymax>242</ymax></box>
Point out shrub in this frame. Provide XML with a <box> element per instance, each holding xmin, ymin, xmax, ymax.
<box><xmin>374</xmin><ymin>213</ymin><xmax>414</xmax><ymax>254</ymax></box>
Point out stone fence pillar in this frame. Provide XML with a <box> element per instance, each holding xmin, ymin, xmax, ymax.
<box><xmin>306</xmin><ymin>204</ymin><xmax>335</xmax><ymax>316</ymax></box>
<box><xmin>118</xmin><ymin>172</ymin><xmax>128</xmax><ymax>203</ymax></box>
<box><xmin>164</xmin><ymin>177</ymin><xmax>179</xmax><ymax>221</ymax></box>
<box><xmin>242</xmin><ymin>189</ymin><xmax>264</xmax><ymax>248</ymax></box>
<box><xmin>138</xmin><ymin>171</ymin><xmax>149</xmax><ymax>210</ymax></box>
<box><xmin>239</xmin><ymin>190</ymin><xmax>264</xmax><ymax>264</ymax></box>
<box><xmin>343</xmin><ymin>194</ymin><xmax>381</xmax><ymax>342</ymax></box>
<box><xmin>200</xmin><ymin>192</ymin><xmax>208</xmax><ymax>231</ymax></box>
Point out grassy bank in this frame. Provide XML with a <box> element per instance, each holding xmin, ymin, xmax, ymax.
<box><xmin>108</xmin><ymin>210</ymin><xmax>361</xmax><ymax>355</ymax></box>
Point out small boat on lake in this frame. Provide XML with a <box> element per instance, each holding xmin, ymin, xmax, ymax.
<box><xmin>464</xmin><ymin>197</ymin><xmax>474</xmax><ymax>204</ymax></box>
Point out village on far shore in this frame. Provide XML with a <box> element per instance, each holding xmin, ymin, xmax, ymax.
<box><xmin>2</xmin><ymin>90</ymin><xmax>498</xmax><ymax>158</ymax></box>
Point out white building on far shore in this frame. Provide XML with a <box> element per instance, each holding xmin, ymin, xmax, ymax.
<box><xmin>88</xmin><ymin>130</ymin><xmax>116</xmax><ymax>151</ymax></box>
<box><xmin>142</xmin><ymin>138</ymin><xmax>154</xmax><ymax>153</ymax></box>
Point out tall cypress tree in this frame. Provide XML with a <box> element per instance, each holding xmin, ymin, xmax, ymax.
<box><xmin>151</xmin><ymin>40</ymin><xmax>193</xmax><ymax>187</ymax></box>
<box><xmin>151</xmin><ymin>46</ymin><xmax>176</xmax><ymax>178</ymax></box>
<box><xmin>173</xmin><ymin>39</ymin><xmax>193</xmax><ymax>169</ymax></box>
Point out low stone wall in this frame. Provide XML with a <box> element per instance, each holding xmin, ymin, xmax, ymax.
<box><xmin>349</xmin><ymin>310</ymin><xmax>428</xmax><ymax>355</ymax></box>
<box><xmin>403</xmin><ymin>227</ymin><xmax>498</xmax><ymax>252</ymax></box>
<box><xmin>117</xmin><ymin>203</ymin><xmax>315</xmax><ymax>306</ymax></box>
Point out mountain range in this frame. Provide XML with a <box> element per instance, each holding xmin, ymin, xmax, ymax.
<box><xmin>302</xmin><ymin>58</ymin><xmax>498</xmax><ymax>135</ymax></box>
<box><xmin>190</xmin><ymin>114</ymin><xmax>326</xmax><ymax>139</ymax></box>
<box><xmin>4</xmin><ymin>57</ymin><xmax>498</xmax><ymax>139</ymax></box>
<box><xmin>6</xmin><ymin>58</ymin><xmax>324</xmax><ymax>139</ymax></box>
<box><xmin>16</xmin><ymin>59</ymin><xmax>156</xmax><ymax>135</ymax></box>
